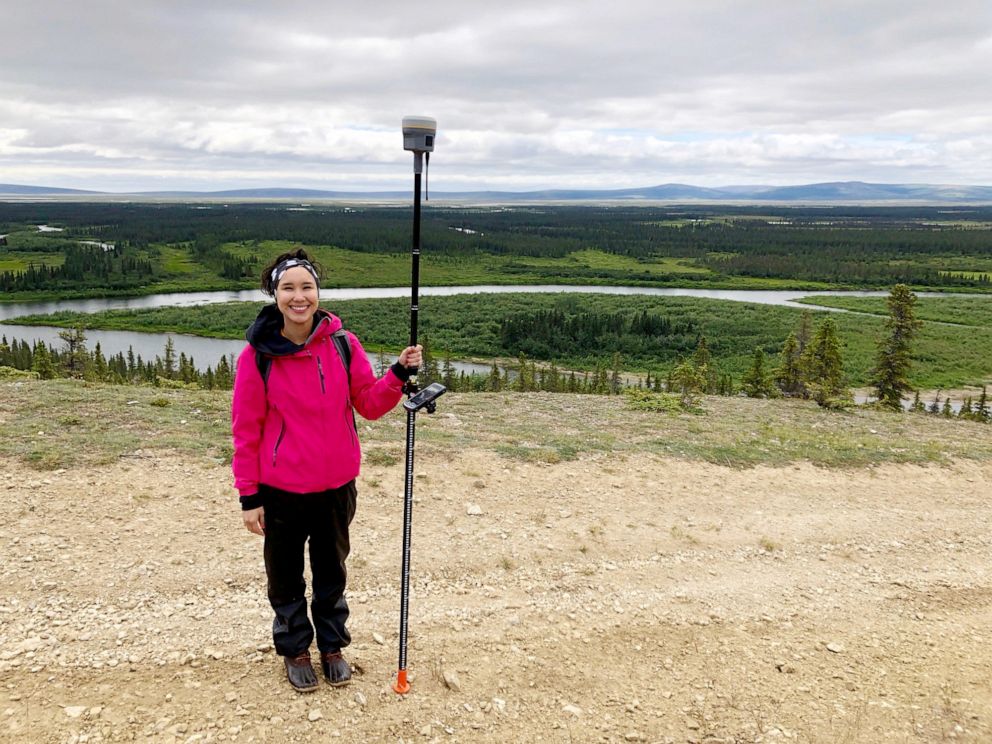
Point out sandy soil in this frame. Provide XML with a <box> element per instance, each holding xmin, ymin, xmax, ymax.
<box><xmin>2</xmin><ymin>450</ymin><xmax>991</xmax><ymax>743</ymax></box>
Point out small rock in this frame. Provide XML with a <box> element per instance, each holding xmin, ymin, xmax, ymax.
<box><xmin>308</xmin><ymin>709</ymin><xmax>323</xmax><ymax>722</ymax></box>
<box><xmin>20</xmin><ymin>637</ymin><xmax>43</xmax><ymax>653</ymax></box>
<box><xmin>64</xmin><ymin>706</ymin><xmax>87</xmax><ymax>719</ymax></box>
<box><xmin>354</xmin><ymin>691</ymin><xmax>367</xmax><ymax>707</ymax></box>
<box><xmin>420</xmin><ymin>723</ymin><xmax>432</xmax><ymax>736</ymax></box>
<box><xmin>826</xmin><ymin>642</ymin><xmax>845</xmax><ymax>654</ymax></box>
<box><xmin>562</xmin><ymin>704</ymin><xmax>583</xmax><ymax>717</ymax></box>
<box><xmin>442</xmin><ymin>669</ymin><xmax>462</xmax><ymax>692</ymax></box>
<box><xmin>225</xmin><ymin>692</ymin><xmax>237</xmax><ymax>703</ymax></box>
<box><xmin>372</xmin><ymin>632</ymin><xmax>385</xmax><ymax>646</ymax></box>
<box><xmin>466</xmin><ymin>503</ymin><xmax>483</xmax><ymax>516</ymax></box>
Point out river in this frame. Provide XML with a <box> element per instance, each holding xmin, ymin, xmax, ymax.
<box><xmin>0</xmin><ymin>285</ymin><xmax>910</xmax><ymax>373</ymax></box>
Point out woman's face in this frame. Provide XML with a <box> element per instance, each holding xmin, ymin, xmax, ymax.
<box><xmin>275</xmin><ymin>266</ymin><xmax>319</xmax><ymax>333</ymax></box>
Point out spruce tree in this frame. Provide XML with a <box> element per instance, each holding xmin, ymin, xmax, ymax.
<box><xmin>58</xmin><ymin>325</ymin><xmax>88</xmax><ymax>379</ymax></box>
<box><xmin>692</xmin><ymin>336</ymin><xmax>718</xmax><ymax>393</ymax></box>
<box><xmin>975</xmin><ymin>386</ymin><xmax>989</xmax><ymax>423</ymax></box>
<box><xmin>871</xmin><ymin>284</ymin><xmax>922</xmax><ymax>410</ymax></box>
<box><xmin>742</xmin><ymin>347</ymin><xmax>775</xmax><ymax>398</ymax></box>
<box><xmin>162</xmin><ymin>337</ymin><xmax>177</xmax><ymax>379</ymax></box>
<box><xmin>800</xmin><ymin>318</ymin><xmax>847</xmax><ymax>408</ymax></box>
<box><xmin>93</xmin><ymin>342</ymin><xmax>109</xmax><ymax>381</ymax></box>
<box><xmin>795</xmin><ymin>311</ymin><xmax>814</xmax><ymax>357</ymax></box>
<box><xmin>215</xmin><ymin>354</ymin><xmax>233</xmax><ymax>389</ymax></box>
<box><xmin>441</xmin><ymin>354</ymin><xmax>456</xmax><ymax>391</ymax></box>
<box><xmin>774</xmin><ymin>332</ymin><xmax>804</xmax><ymax>397</ymax></box>
<box><xmin>487</xmin><ymin>361</ymin><xmax>501</xmax><ymax>392</ymax></box>
<box><xmin>32</xmin><ymin>343</ymin><xmax>57</xmax><ymax>380</ymax></box>
<box><xmin>671</xmin><ymin>359</ymin><xmax>706</xmax><ymax>408</ymax></box>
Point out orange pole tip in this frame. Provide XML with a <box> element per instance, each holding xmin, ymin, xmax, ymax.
<box><xmin>392</xmin><ymin>669</ymin><xmax>411</xmax><ymax>695</ymax></box>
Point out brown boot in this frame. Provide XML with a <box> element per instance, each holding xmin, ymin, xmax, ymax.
<box><xmin>320</xmin><ymin>650</ymin><xmax>352</xmax><ymax>687</ymax></box>
<box><xmin>284</xmin><ymin>651</ymin><xmax>319</xmax><ymax>693</ymax></box>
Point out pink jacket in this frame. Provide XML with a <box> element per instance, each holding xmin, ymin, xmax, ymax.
<box><xmin>231</xmin><ymin>309</ymin><xmax>405</xmax><ymax>497</ymax></box>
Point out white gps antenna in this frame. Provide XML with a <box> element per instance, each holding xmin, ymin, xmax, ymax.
<box><xmin>402</xmin><ymin>115</ymin><xmax>436</xmax><ymax>198</ymax></box>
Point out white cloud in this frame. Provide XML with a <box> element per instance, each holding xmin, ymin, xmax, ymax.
<box><xmin>1</xmin><ymin>0</ymin><xmax>991</xmax><ymax>190</ymax></box>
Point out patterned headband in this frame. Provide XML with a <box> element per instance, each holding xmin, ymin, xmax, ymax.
<box><xmin>270</xmin><ymin>258</ymin><xmax>320</xmax><ymax>288</ymax></box>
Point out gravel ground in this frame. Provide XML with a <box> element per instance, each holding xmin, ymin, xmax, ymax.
<box><xmin>2</xmin><ymin>449</ymin><xmax>991</xmax><ymax>743</ymax></box>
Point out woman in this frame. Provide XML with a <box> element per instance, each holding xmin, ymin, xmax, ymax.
<box><xmin>231</xmin><ymin>248</ymin><xmax>421</xmax><ymax>692</ymax></box>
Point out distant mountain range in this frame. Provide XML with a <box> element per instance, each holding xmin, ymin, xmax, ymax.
<box><xmin>3</xmin><ymin>181</ymin><xmax>992</xmax><ymax>203</ymax></box>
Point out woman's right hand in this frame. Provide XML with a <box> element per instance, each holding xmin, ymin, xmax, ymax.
<box><xmin>243</xmin><ymin>506</ymin><xmax>266</xmax><ymax>536</ymax></box>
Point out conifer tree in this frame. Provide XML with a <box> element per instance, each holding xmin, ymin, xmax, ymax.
<box><xmin>692</xmin><ymin>336</ymin><xmax>718</xmax><ymax>393</ymax></box>
<box><xmin>910</xmin><ymin>390</ymin><xmax>924</xmax><ymax>412</ymax></box>
<box><xmin>487</xmin><ymin>361</ymin><xmax>501</xmax><ymax>392</ymax></box>
<box><xmin>441</xmin><ymin>354</ymin><xmax>456</xmax><ymax>391</ymax></box>
<box><xmin>162</xmin><ymin>337</ymin><xmax>177</xmax><ymax>379</ymax></box>
<box><xmin>800</xmin><ymin>318</ymin><xmax>847</xmax><ymax>408</ymax></box>
<box><xmin>941</xmin><ymin>398</ymin><xmax>954</xmax><ymax>417</ymax></box>
<box><xmin>58</xmin><ymin>325</ymin><xmax>88</xmax><ymax>379</ymax></box>
<box><xmin>671</xmin><ymin>359</ymin><xmax>706</xmax><ymax>407</ymax></box>
<box><xmin>420</xmin><ymin>336</ymin><xmax>440</xmax><ymax>386</ymax></box>
<box><xmin>928</xmin><ymin>391</ymin><xmax>942</xmax><ymax>414</ymax></box>
<box><xmin>795</xmin><ymin>311</ymin><xmax>814</xmax><ymax>357</ymax></box>
<box><xmin>93</xmin><ymin>342</ymin><xmax>109</xmax><ymax>381</ymax></box>
<box><xmin>215</xmin><ymin>354</ymin><xmax>233</xmax><ymax>389</ymax></box>
<box><xmin>975</xmin><ymin>386</ymin><xmax>989</xmax><ymax>423</ymax></box>
<box><xmin>742</xmin><ymin>347</ymin><xmax>776</xmax><ymax>398</ymax></box>
<box><xmin>31</xmin><ymin>342</ymin><xmax>57</xmax><ymax>380</ymax></box>
<box><xmin>871</xmin><ymin>284</ymin><xmax>922</xmax><ymax>410</ymax></box>
<box><xmin>774</xmin><ymin>332</ymin><xmax>804</xmax><ymax>397</ymax></box>
<box><xmin>609</xmin><ymin>353</ymin><xmax>623</xmax><ymax>395</ymax></box>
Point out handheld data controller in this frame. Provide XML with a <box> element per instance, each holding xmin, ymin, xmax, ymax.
<box><xmin>402</xmin><ymin>381</ymin><xmax>446</xmax><ymax>413</ymax></box>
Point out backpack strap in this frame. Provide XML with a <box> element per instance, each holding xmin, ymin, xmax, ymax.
<box><xmin>332</xmin><ymin>329</ymin><xmax>357</xmax><ymax>432</ymax></box>
<box><xmin>255</xmin><ymin>349</ymin><xmax>273</xmax><ymax>389</ymax></box>
<box><xmin>331</xmin><ymin>328</ymin><xmax>352</xmax><ymax>388</ymax></box>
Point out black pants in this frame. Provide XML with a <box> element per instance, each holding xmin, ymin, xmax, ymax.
<box><xmin>260</xmin><ymin>481</ymin><xmax>357</xmax><ymax>657</ymax></box>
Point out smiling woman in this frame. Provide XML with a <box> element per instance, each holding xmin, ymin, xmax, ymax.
<box><xmin>230</xmin><ymin>246</ymin><xmax>423</xmax><ymax>692</ymax></box>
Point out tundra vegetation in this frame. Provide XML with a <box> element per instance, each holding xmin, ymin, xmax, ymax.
<box><xmin>1</xmin><ymin>203</ymin><xmax>990</xmax><ymax>418</ymax></box>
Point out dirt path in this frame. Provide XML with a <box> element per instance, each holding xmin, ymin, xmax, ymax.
<box><xmin>2</xmin><ymin>451</ymin><xmax>991</xmax><ymax>743</ymax></box>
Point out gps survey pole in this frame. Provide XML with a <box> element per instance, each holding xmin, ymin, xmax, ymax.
<box><xmin>393</xmin><ymin>116</ymin><xmax>446</xmax><ymax>695</ymax></box>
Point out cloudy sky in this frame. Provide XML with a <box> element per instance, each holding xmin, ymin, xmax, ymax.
<box><xmin>2</xmin><ymin>1</ymin><xmax>992</xmax><ymax>192</ymax></box>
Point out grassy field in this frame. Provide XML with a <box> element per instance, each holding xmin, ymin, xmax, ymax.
<box><xmin>0</xmin><ymin>250</ymin><xmax>65</xmax><ymax>272</ymax></box>
<box><xmin>13</xmin><ymin>292</ymin><xmax>992</xmax><ymax>388</ymax></box>
<box><xmin>2</xmin><ymin>379</ymin><xmax>990</xmax><ymax>472</ymax></box>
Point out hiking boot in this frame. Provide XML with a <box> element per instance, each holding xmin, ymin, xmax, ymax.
<box><xmin>284</xmin><ymin>652</ymin><xmax>319</xmax><ymax>693</ymax></box>
<box><xmin>321</xmin><ymin>650</ymin><xmax>352</xmax><ymax>687</ymax></box>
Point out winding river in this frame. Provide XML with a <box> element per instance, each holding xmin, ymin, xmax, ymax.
<box><xmin>0</xmin><ymin>285</ymin><xmax>900</xmax><ymax>373</ymax></box>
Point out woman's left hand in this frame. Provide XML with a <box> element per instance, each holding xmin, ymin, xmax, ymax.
<box><xmin>398</xmin><ymin>344</ymin><xmax>423</xmax><ymax>369</ymax></box>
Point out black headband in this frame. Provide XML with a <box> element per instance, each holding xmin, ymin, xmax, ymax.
<box><xmin>270</xmin><ymin>258</ymin><xmax>320</xmax><ymax>289</ymax></box>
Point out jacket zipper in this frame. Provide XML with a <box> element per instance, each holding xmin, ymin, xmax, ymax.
<box><xmin>345</xmin><ymin>404</ymin><xmax>358</xmax><ymax>447</ymax></box>
<box><xmin>317</xmin><ymin>356</ymin><xmax>326</xmax><ymax>394</ymax></box>
<box><xmin>272</xmin><ymin>420</ymin><xmax>286</xmax><ymax>466</ymax></box>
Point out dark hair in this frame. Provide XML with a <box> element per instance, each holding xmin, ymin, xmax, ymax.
<box><xmin>259</xmin><ymin>247</ymin><xmax>323</xmax><ymax>297</ymax></box>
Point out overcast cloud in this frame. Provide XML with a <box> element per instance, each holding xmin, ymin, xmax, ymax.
<box><xmin>2</xmin><ymin>0</ymin><xmax>991</xmax><ymax>192</ymax></box>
